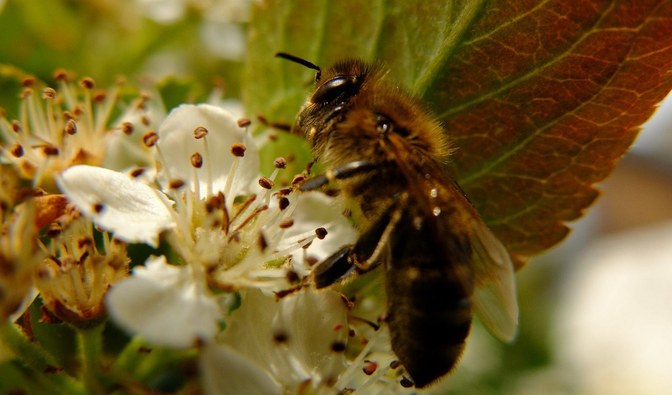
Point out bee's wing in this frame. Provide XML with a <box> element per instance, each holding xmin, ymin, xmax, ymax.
<box><xmin>468</xmin><ymin>215</ymin><xmax>519</xmax><ymax>342</ymax></box>
<box><xmin>434</xmin><ymin>177</ymin><xmax>518</xmax><ymax>342</ymax></box>
<box><xmin>389</xmin><ymin>136</ymin><xmax>518</xmax><ymax>342</ymax></box>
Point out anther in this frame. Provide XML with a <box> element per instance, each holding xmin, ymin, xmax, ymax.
<box><xmin>193</xmin><ymin>126</ymin><xmax>208</xmax><ymax>139</ymax></box>
<box><xmin>206</xmin><ymin>194</ymin><xmax>224</xmax><ymax>212</ymax></box>
<box><xmin>258</xmin><ymin>233</ymin><xmax>268</xmax><ymax>251</ymax></box>
<box><xmin>279</xmin><ymin>218</ymin><xmax>294</xmax><ymax>229</ymax></box>
<box><xmin>121</xmin><ymin>122</ymin><xmax>134</xmax><ymax>135</ymax></box>
<box><xmin>11</xmin><ymin>120</ymin><xmax>21</xmax><ymax>133</ymax></box>
<box><xmin>93</xmin><ymin>91</ymin><xmax>107</xmax><ymax>102</ymax></box>
<box><xmin>259</xmin><ymin>176</ymin><xmax>274</xmax><ymax>190</ymax></box>
<box><xmin>142</xmin><ymin>132</ymin><xmax>159</xmax><ymax>147</ymax></box>
<box><xmin>53</xmin><ymin>69</ymin><xmax>70</xmax><ymax>82</ymax></box>
<box><xmin>276</xmin><ymin>188</ymin><xmax>292</xmax><ymax>196</ymax></box>
<box><xmin>274</xmin><ymin>157</ymin><xmax>287</xmax><ymax>169</ymax></box>
<box><xmin>64</xmin><ymin>119</ymin><xmax>77</xmax><ymax>135</ymax></box>
<box><xmin>291</xmin><ymin>174</ymin><xmax>306</xmax><ymax>185</ymax></box>
<box><xmin>42</xmin><ymin>88</ymin><xmax>57</xmax><ymax>100</ymax></box>
<box><xmin>92</xmin><ymin>203</ymin><xmax>105</xmax><ymax>214</ymax></box>
<box><xmin>278</xmin><ymin>197</ymin><xmax>290</xmax><ymax>210</ymax></box>
<box><xmin>230</xmin><ymin>143</ymin><xmax>246</xmax><ymax>157</ymax></box>
<box><xmin>9</xmin><ymin>144</ymin><xmax>24</xmax><ymax>158</ymax></box>
<box><xmin>237</xmin><ymin>118</ymin><xmax>251</xmax><ymax>128</ymax></box>
<box><xmin>79</xmin><ymin>77</ymin><xmax>95</xmax><ymax>89</ymax></box>
<box><xmin>22</xmin><ymin>77</ymin><xmax>36</xmax><ymax>88</ymax></box>
<box><xmin>315</xmin><ymin>227</ymin><xmax>328</xmax><ymax>240</ymax></box>
<box><xmin>330</xmin><ymin>341</ymin><xmax>346</xmax><ymax>353</ymax></box>
<box><xmin>42</xmin><ymin>146</ymin><xmax>59</xmax><ymax>156</ymax></box>
<box><xmin>191</xmin><ymin>152</ymin><xmax>203</xmax><ymax>168</ymax></box>
<box><xmin>169</xmin><ymin>179</ymin><xmax>185</xmax><ymax>190</ymax></box>
<box><xmin>363</xmin><ymin>360</ymin><xmax>378</xmax><ymax>375</ymax></box>
<box><xmin>130</xmin><ymin>168</ymin><xmax>145</xmax><ymax>178</ymax></box>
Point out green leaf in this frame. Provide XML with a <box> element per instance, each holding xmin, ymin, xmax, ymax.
<box><xmin>244</xmin><ymin>1</ymin><xmax>481</xmax><ymax>124</ymax></box>
<box><xmin>243</xmin><ymin>0</ymin><xmax>672</xmax><ymax>266</ymax></box>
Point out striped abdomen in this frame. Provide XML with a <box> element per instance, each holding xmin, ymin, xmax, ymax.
<box><xmin>385</xmin><ymin>204</ymin><xmax>474</xmax><ymax>388</ymax></box>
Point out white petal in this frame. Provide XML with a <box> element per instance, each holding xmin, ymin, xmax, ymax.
<box><xmin>201</xmin><ymin>343</ymin><xmax>281</xmax><ymax>395</ymax></box>
<box><xmin>282</xmin><ymin>191</ymin><xmax>357</xmax><ymax>263</ymax></box>
<box><xmin>272</xmin><ymin>290</ymin><xmax>348</xmax><ymax>381</ymax></box>
<box><xmin>220</xmin><ymin>289</ymin><xmax>348</xmax><ymax>388</ymax></box>
<box><xmin>219</xmin><ymin>290</ymin><xmax>278</xmax><ymax>366</ymax></box>
<box><xmin>57</xmin><ymin>165</ymin><xmax>174</xmax><ymax>247</ymax></box>
<box><xmin>157</xmin><ymin>104</ymin><xmax>259</xmax><ymax>197</ymax></box>
<box><xmin>106</xmin><ymin>256</ymin><xmax>221</xmax><ymax>348</ymax></box>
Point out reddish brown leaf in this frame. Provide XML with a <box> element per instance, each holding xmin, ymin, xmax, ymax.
<box><xmin>245</xmin><ymin>0</ymin><xmax>672</xmax><ymax>266</ymax></box>
<box><xmin>424</xmin><ymin>0</ymin><xmax>672</xmax><ymax>266</ymax></box>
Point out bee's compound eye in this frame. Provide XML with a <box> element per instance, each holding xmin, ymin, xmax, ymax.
<box><xmin>312</xmin><ymin>76</ymin><xmax>359</xmax><ymax>104</ymax></box>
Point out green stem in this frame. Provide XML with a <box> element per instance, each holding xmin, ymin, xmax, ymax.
<box><xmin>0</xmin><ymin>322</ymin><xmax>58</xmax><ymax>371</ymax></box>
<box><xmin>0</xmin><ymin>322</ymin><xmax>84</xmax><ymax>395</ymax></box>
<box><xmin>114</xmin><ymin>336</ymin><xmax>147</xmax><ymax>373</ymax></box>
<box><xmin>76</xmin><ymin>323</ymin><xmax>105</xmax><ymax>395</ymax></box>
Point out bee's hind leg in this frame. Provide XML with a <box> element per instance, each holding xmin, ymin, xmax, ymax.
<box><xmin>311</xmin><ymin>194</ymin><xmax>407</xmax><ymax>288</ymax></box>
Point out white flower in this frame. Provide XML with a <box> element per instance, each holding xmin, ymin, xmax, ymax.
<box><xmin>106</xmin><ymin>255</ymin><xmax>219</xmax><ymax>348</ymax></box>
<box><xmin>201</xmin><ymin>343</ymin><xmax>280</xmax><ymax>395</ymax></box>
<box><xmin>201</xmin><ymin>289</ymin><xmax>349</xmax><ymax>395</ymax></box>
<box><xmin>0</xmin><ymin>74</ymin><xmax>160</xmax><ymax>187</ymax></box>
<box><xmin>57</xmin><ymin>103</ymin><xmax>357</xmax><ymax>349</ymax></box>
<box><xmin>57</xmin><ymin>165</ymin><xmax>175</xmax><ymax>248</ymax></box>
<box><xmin>36</xmin><ymin>216</ymin><xmax>130</xmax><ymax>326</ymax></box>
<box><xmin>156</xmin><ymin>103</ymin><xmax>258</xmax><ymax>197</ymax></box>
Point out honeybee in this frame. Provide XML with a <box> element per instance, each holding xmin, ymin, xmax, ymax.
<box><xmin>277</xmin><ymin>52</ymin><xmax>518</xmax><ymax>388</ymax></box>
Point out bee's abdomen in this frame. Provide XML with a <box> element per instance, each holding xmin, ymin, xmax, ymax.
<box><xmin>385</xmin><ymin>211</ymin><xmax>474</xmax><ymax>388</ymax></box>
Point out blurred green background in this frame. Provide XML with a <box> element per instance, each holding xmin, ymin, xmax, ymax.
<box><xmin>0</xmin><ymin>0</ymin><xmax>248</xmax><ymax>116</ymax></box>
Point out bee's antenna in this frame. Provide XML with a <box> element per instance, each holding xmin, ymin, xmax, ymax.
<box><xmin>275</xmin><ymin>52</ymin><xmax>322</xmax><ymax>81</ymax></box>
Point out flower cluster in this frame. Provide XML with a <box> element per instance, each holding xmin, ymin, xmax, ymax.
<box><xmin>0</xmin><ymin>75</ymin><xmax>415</xmax><ymax>394</ymax></box>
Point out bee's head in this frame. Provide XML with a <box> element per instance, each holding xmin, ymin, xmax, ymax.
<box><xmin>276</xmin><ymin>53</ymin><xmax>371</xmax><ymax>156</ymax></box>
<box><xmin>276</xmin><ymin>53</ymin><xmax>450</xmax><ymax>166</ymax></box>
<box><xmin>276</xmin><ymin>52</ymin><xmax>368</xmax><ymax>106</ymax></box>
<box><xmin>309</xmin><ymin>59</ymin><xmax>368</xmax><ymax>106</ymax></box>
